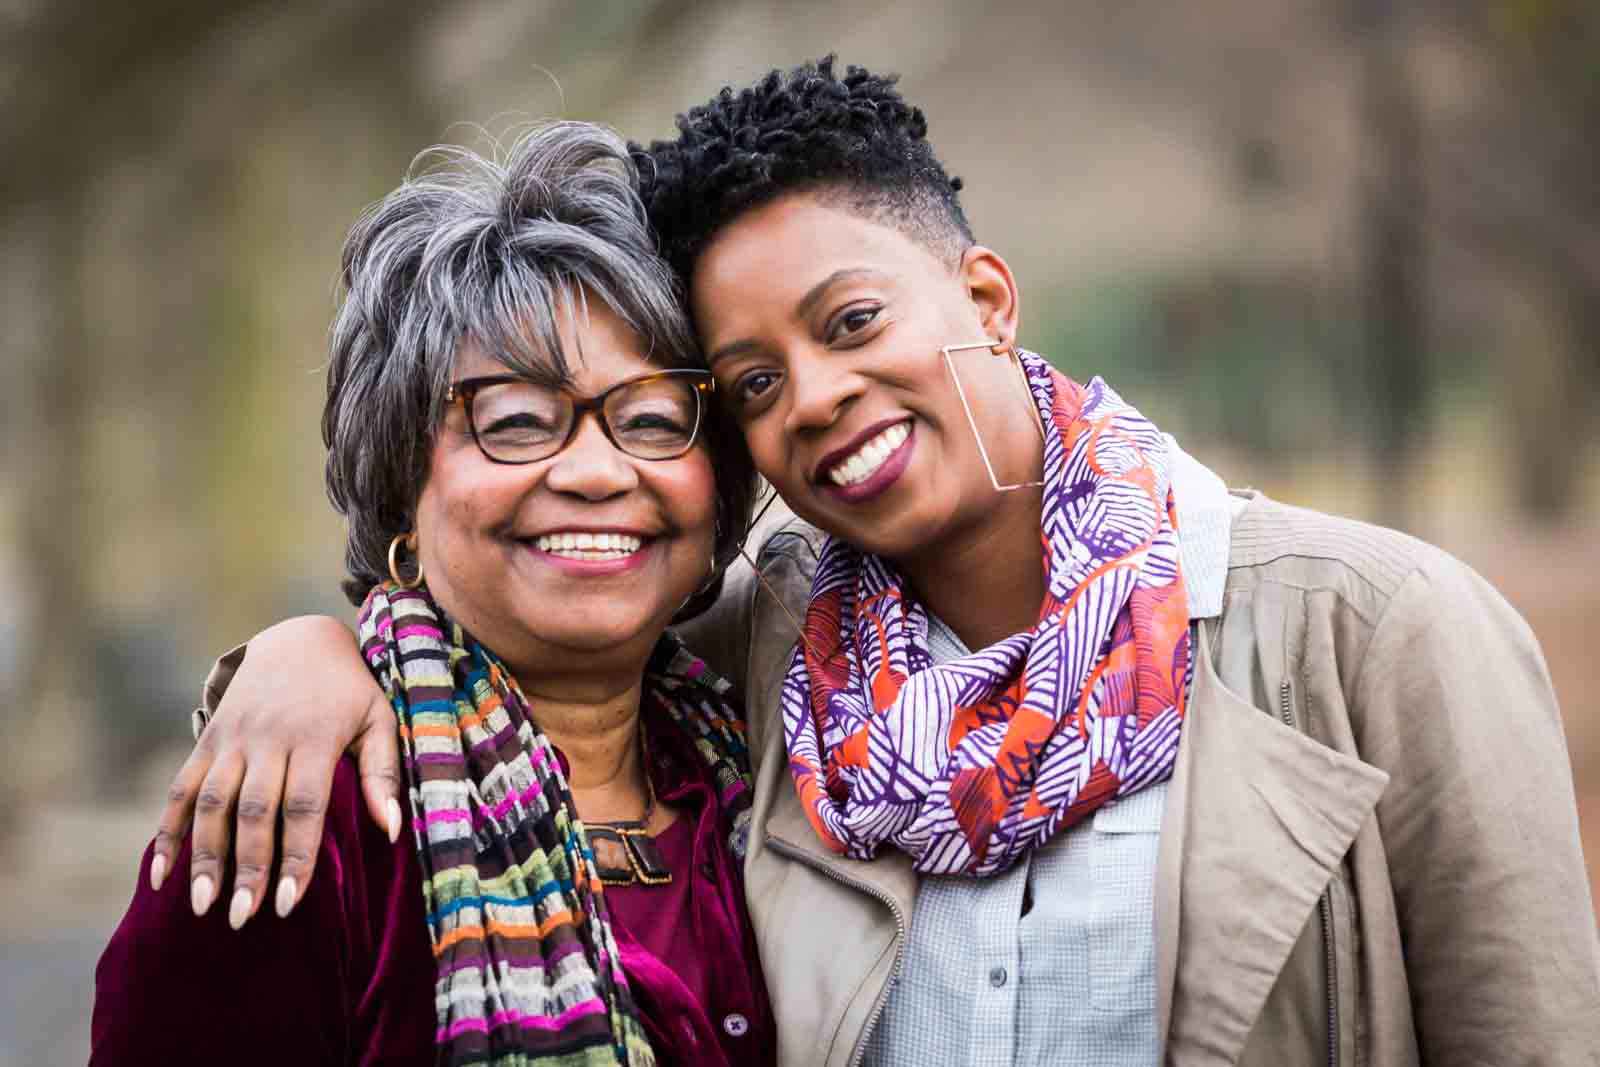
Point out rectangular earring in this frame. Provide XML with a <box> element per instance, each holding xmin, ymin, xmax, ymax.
<box><xmin>940</xmin><ymin>341</ymin><xmax>1047</xmax><ymax>492</ymax></box>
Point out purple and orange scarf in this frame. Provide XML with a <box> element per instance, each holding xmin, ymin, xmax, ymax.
<box><xmin>781</xmin><ymin>351</ymin><xmax>1190</xmax><ymax>876</ymax></box>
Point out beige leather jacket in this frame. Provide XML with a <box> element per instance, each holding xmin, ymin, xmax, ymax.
<box><xmin>675</xmin><ymin>492</ymin><xmax>1600</xmax><ymax>1067</ymax></box>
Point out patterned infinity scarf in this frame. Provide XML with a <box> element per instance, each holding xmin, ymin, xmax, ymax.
<box><xmin>781</xmin><ymin>352</ymin><xmax>1191</xmax><ymax>876</ymax></box>
<box><xmin>357</xmin><ymin>584</ymin><xmax>752</xmax><ymax>1067</ymax></box>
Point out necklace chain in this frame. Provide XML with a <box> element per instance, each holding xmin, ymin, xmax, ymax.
<box><xmin>586</xmin><ymin>718</ymin><xmax>656</xmax><ymax>830</ymax></box>
<box><xmin>584</xmin><ymin>718</ymin><xmax>672</xmax><ymax>887</ymax></box>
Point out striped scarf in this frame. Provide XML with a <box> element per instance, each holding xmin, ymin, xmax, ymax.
<box><xmin>781</xmin><ymin>354</ymin><xmax>1191</xmax><ymax>876</ymax></box>
<box><xmin>357</xmin><ymin>584</ymin><xmax>751</xmax><ymax>1067</ymax></box>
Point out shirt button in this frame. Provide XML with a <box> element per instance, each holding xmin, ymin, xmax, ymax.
<box><xmin>699</xmin><ymin>859</ymin><xmax>717</xmax><ymax>881</ymax></box>
<box><xmin>988</xmin><ymin>965</ymin><xmax>1008</xmax><ymax>988</ymax></box>
<box><xmin>723</xmin><ymin>1013</ymin><xmax>749</xmax><ymax>1037</ymax></box>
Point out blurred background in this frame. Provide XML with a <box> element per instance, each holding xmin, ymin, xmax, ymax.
<box><xmin>3</xmin><ymin>0</ymin><xmax>1597</xmax><ymax>1060</ymax></box>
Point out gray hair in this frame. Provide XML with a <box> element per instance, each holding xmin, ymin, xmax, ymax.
<box><xmin>323</xmin><ymin>121</ymin><xmax>740</xmax><ymax>605</ymax></box>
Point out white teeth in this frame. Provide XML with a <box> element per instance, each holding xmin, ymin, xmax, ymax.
<box><xmin>827</xmin><ymin>422</ymin><xmax>911</xmax><ymax>487</ymax></box>
<box><xmin>533</xmin><ymin>532</ymin><xmax>644</xmax><ymax>559</ymax></box>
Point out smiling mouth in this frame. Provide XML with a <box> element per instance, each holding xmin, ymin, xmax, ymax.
<box><xmin>822</xmin><ymin>420</ymin><xmax>912</xmax><ymax>487</ymax></box>
<box><xmin>532</xmin><ymin>531</ymin><xmax>645</xmax><ymax>561</ymax></box>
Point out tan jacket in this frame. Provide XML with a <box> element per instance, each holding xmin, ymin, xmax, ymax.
<box><xmin>678</xmin><ymin>492</ymin><xmax>1600</xmax><ymax>1066</ymax></box>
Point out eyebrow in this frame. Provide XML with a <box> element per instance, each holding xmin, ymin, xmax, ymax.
<box><xmin>705</xmin><ymin>267</ymin><xmax>881</xmax><ymax>367</ymax></box>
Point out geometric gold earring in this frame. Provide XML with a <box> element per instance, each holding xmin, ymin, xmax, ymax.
<box><xmin>940</xmin><ymin>340</ymin><xmax>1047</xmax><ymax>492</ymax></box>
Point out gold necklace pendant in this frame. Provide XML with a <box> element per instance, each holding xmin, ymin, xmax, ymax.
<box><xmin>589</xmin><ymin>822</ymin><xmax>673</xmax><ymax>887</ymax></box>
<box><xmin>587</xmin><ymin>721</ymin><xmax>673</xmax><ymax>887</ymax></box>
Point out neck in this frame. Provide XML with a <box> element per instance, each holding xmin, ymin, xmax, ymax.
<box><xmin>898</xmin><ymin>483</ymin><xmax>1046</xmax><ymax>651</ymax></box>
<box><xmin>515</xmin><ymin>667</ymin><xmax>652</xmax><ymax>822</ymax></box>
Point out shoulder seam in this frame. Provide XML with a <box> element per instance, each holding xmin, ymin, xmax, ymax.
<box><xmin>1227</xmin><ymin>576</ymin><xmax>1389</xmax><ymax>630</ymax></box>
<box><xmin>1228</xmin><ymin>499</ymin><xmax>1434</xmax><ymax>597</ymax></box>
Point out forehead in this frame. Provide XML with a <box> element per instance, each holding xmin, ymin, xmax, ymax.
<box><xmin>452</xmin><ymin>300</ymin><xmax>660</xmax><ymax>389</ymax></box>
<box><xmin>690</xmin><ymin>194</ymin><xmax>942</xmax><ymax>326</ymax></box>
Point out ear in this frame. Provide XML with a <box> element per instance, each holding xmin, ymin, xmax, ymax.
<box><xmin>957</xmin><ymin>246</ymin><xmax>1020</xmax><ymax>347</ymax></box>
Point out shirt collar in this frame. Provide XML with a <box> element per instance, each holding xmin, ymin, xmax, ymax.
<box><xmin>1166</xmin><ymin>434</ymin><xmax>1233</xmax><ymax>620</ymax></box>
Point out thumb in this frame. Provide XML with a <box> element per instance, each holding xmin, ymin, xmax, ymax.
<box><xmin>355</xmin><ymin>695</ymin><xmax>404</xmax><ymax>844</ymax></box>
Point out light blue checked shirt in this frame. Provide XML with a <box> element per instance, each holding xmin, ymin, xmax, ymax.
<box><xmin>861</xmin><ymin>441</ymin><xmax>1234</xmax><ymax>1067</ymax></box>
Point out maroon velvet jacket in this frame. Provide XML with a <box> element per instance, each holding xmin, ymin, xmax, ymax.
<box><xmin>91</xmin><ymin>720</ymin><xmax>773</xmax><ymax>1066</ymax></box>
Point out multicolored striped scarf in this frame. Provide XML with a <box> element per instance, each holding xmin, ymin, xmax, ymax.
<box><xmin>357</xmin><ymin>584</ymin><xmax>752</xmax><ymax>1067</ymax></box>
<box><xmin>781</xmin><ymin>353</ymin><xmax>1191</xmax><ymax>876</ymax></box>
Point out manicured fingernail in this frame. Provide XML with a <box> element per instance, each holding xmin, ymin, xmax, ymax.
<box><xmin>386</xmin><ymin>798</ymin><xmax>402</xmax><ymax>843</ymax></box>
<box><xmin>191</xmin><ymin>874</ymin><xmax>215</xmax><ymax>916</ymax></box>
<box><xmin>149</xmin><ymin>852</ymin><xmax>167</xmax><ymax>892</ymax></box>
<box><xmin>275</xmin><ymin>876</ymin><xmax>297</xmax><ymax>919</ymax></box>
<box><xmin>228</xmin><ymin>887</ymin><xmax>252</xmax><ymax>930</ymax></box>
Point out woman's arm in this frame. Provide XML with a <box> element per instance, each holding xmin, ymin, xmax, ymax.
<box><xmin>152</xmin><ymin>615</ymin><xmax>400</xmax><ymax>927</ymax></box>
<box><xmin>1356</xmin><ymin>554</ymin><xmax>1600</xmax><ymax>1062</ymax></box>
<box><xmin>96</xmin><ymin>760</ymin><xmax>434</xmax><ymax>1064</ymax></box>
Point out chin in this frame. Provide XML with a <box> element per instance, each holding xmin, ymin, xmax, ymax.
<box><xmin>874</xmin><ymin>514</ymin><xmax>987</xmax><ymax>570</ymax></box>
<box><xmin>525</xmin><ymin>610</ymin><xmax>669</xmax><ymax>655</ymax></box>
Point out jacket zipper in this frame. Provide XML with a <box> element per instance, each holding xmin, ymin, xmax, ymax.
<box><xmin>1281</xmin><ymin>681</ymin><xmax>1339</xmax><ymax>1067</ymax></box>
<box><xmin>1318</xmin><ymin>892</ymin><xmax>1339</xmax><ymax>1067</ymax></box>
<box><xmin>763</xmin><ymin>834</ymin><xmax>908</xmax><ymax>1067</ymax></box>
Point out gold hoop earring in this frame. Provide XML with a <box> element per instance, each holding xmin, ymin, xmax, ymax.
<box><xmin>940</xmin><ymin>339</ymin><xmax>1047</xmax><ymax>492</ymax></box>
<box><xmin>388</xmin><ymin>532</ymin><xmax>424</xmax><ymax>590</ymax></box>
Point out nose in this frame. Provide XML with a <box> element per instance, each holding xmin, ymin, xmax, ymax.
<box><xmin>542</xmin><ymin>412</ymin><xmax>640</xmax><ymax>500</ymax></box>
<box><xmin>782</xmin><ymin>346</ymin><xmax>864</xmax><ymax>437</ymax></box>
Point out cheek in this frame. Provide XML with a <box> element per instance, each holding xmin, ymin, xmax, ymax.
<box><xmin>413</xmin><ymin>484</ymin><xmax>464</xmax><ymax>584</ymax></box>
<box><xmin>741</xmin><ymin>419</ymin><xmax>798</xmax><ymax>486</ymax></box>
<box><xmin>657</xmin><ymin>449</ymin><xmax>719</xmax><ymax>532</ymax></box>
<box><xmin>633</xmin><ymin>444</ymin><xmax>716</xmax><ymax>543</ymax></box>
<box><xmin>413</xmin><ymin>446</ymin><xmax>509</xmax><ymax>573</ymax></box>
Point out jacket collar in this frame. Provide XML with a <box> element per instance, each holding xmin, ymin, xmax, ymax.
<box><xmin>765</xmin><ymin>764</ymin><xmax>920</xmax><ymax>916</ymax></box>
<box><xmin>1153</xmin><ymin>613</ymin><xmax>1389</xmax><ymax>1064</ymax></box>
<box><xmin>1156</xmin><ymin>451</ymin><xmax>1391</xmax><ymax>1060</ymax></box>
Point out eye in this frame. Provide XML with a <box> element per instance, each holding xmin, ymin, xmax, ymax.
<box><xmin>482</xmin><ymin>411</ymin><xmax>558</xmax><ymax>437</ymax></box>
<box><xmin>616</xmin><ymin>411</ymin><xmax>689</xmax><ymax>435</ymax></box>
<box><xmin>730</xmin><ymin>369</ymin><xmax>782</xmax><ymax>411</ymax></box>
<box><xmin>826</xmin><ymin>304</ymin><xmax>882</xmax><ymax>344</ymax></box>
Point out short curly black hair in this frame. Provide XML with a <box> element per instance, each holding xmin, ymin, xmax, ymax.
<box><xmin>632</xmin><ymin>55</ymin><xmax>974</xmax><ymax>282</ymax></box>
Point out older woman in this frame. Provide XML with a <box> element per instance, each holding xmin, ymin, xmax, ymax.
<box><xmin>91</xmin><ymin>122</ymin><xmax>770</xmax><ymax>1066</ymax></box>
<box><xmin>156</xmin><ymin>59</ymin><xmax>1600</xmax><ymax>1065</ymax></box>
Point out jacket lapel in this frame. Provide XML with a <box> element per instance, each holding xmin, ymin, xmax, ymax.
<box><xmin>756</xmin><ymin>644</ymin><xmax>920</xmax><ymax>919</ymax></box>
<box><xmin>1155</xmin><ymin>623</ymin><xmax>1389</xmax><ymax>1065</ymax></box>
<box><xmin>764</xmin><ymin>784</ymin><xmax>920</xmax><ymax>914</ymax></box>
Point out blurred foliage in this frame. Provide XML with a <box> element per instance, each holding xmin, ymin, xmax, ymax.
<box><xmin>1463</xmin><ymin>0</ymin><xmax>1600</xmax><ymax>513</ymax></box>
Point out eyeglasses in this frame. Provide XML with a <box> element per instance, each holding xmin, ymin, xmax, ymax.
<box><xmin>445</xmin><ymin>368</ymin><xmax>715</xmax><ymax>465</ymax></box>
